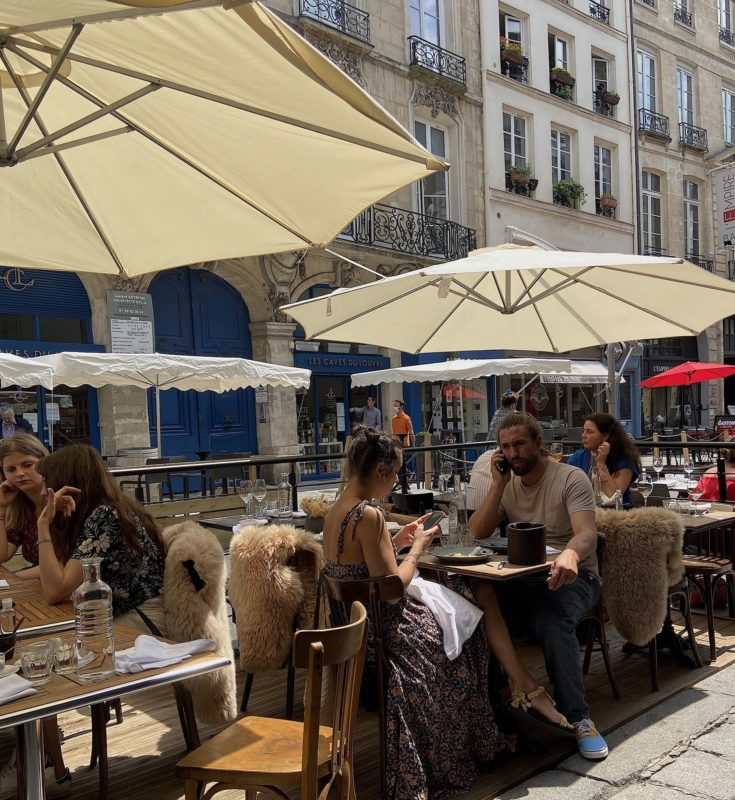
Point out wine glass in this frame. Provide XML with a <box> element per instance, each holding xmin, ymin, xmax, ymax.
<box><xmin>549</xmin><ymin>442</ymin><xmax>564</xmax><ymax>462</ymax></box>
<box><xmin>253</xmin><ymin>478</ymin><xmax>267</xmax><ymax>517</ymax></box>
<box><xmin>439</xmin><ymin>458</ymin><xmax>452</xmax><ymax>493</ymax></box>
<box><xmin>688</xmin><ymin>481</ymin><xmax>704</xmax><ymax>516</ymax></box>
<box><xmin>638</xmin><ymin>473</ymin><xmax>653</xmax><ymax>507</ymax></box>
<box><xmin>238</xmin><ymin>479</ymin><xmax>253</xmax><ymax>519</ymax></box>
<box><xmin>652</xmin><ymin>458</ymin><xmax>664</xmax><ymax>481</ymax></box>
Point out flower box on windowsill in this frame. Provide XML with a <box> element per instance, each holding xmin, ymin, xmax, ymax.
<box><xmin>501</xmin><ymin>47</ymin><xmax>525</xmax><ymax>65</ymax></box>
<box><xmin>294</xmin><ymin>340</ymin><xmax>320</xmax><ymax>352</ymax></box>
<box><xmin>327</xmin><ymin>343</ymin><xmax>351</xmax><ymax>353</ymax></box>
<box><xmin>599</xmin><ymin>195</ymin><xmax>618</xmax><ymax>209</ymax></box>
<box><xmin>602</xmin><ymin>91</ymin><xmax>620</xmax><ymax>106</ymax></box>
<box><xmin>550</xmin><ymin>68</ymin><xmax>576</xmax><ymax>87</ymax></box>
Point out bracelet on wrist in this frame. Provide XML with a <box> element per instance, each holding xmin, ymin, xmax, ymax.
<box><xmin>37</xmin><ymin>538</ymin><xmax>53</xmax><ymax>545</ymax></box>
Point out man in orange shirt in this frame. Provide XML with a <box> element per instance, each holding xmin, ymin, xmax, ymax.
<box><xmin>391</xmin><ymin>400</ymin><xmax>415</xmax><ymax>447</ymax></box>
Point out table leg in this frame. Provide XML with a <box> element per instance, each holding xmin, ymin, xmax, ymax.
<box><xmin>17</xmin><ymin>719</ymin><xmax>45</xmax><ymax>800</ymax></box>
<box><xmin>702</xmin><ymin>573</ymin><xmax>717</xmax><ymax>662</ymax></box>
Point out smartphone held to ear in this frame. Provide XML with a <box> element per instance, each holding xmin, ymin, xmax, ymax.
<box><xmin>495</xmin><ymin>457</ymin><xmax>511</xmax><ymax>475</ymax></box>
<box><xmin>421</xmin><ymin>510</ymin><xmax>446</xmax><ymax>530</ymax></box>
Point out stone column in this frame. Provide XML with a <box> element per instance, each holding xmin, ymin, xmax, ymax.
<box><xmin>249</xmin><ymin>321</ymin><xmax>301</xmax><ymax>482</ymax></box>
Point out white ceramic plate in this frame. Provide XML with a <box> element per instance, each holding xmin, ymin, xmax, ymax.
<box><xmin>0</xmin><ymin>665</ymin><xmax>20</xmax><ymax>679</ymax></box>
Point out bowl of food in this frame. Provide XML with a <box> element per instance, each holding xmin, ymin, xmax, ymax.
<box><xmin>430</xmin><ymin>545</ymin><xmax>494</xmax><ymax>564</ymax></box>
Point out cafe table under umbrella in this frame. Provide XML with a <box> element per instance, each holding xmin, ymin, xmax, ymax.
<box><xmin>0</xmin><ymin>1</ymin><xmax>445</xmax><ymax>278</ymax></box>
<box><xmin>26</xmin><ymin>351</ymin><xmax>311</xmax><ymax>456</ymax></box>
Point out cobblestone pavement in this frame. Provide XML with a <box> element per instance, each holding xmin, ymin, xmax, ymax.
<box><xmin>497</xmin><ymin>664</ymin><xmax>735</xmax><ymax>800</ymax></box>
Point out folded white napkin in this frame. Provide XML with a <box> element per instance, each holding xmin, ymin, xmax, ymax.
<box><xmin>405</xmin><ymin>577</ymin><xmax>483</xmax><ymax>660</ymax></box>
<box><xmin>232</xmin><ymin>518</ymin><xmax>268</xmax><ymax>533</ymax></box>
<box><xmin>0</xmin><ymin>674</ymin><xmax>37</xmax><ymax>705</ymax></box>
<box><xmin>0</xmin><ymin>580</ymin><xmax>9</xmax><ymax>588</ymax></box>
<box><xmin>114</xmin><ymin>635</ymin><xmax>215</xmax><ymax>674</ymax></box>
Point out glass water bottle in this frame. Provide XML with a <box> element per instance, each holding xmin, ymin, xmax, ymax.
<box><xmin>74</xmin><ymin>557</ymin><xmax>115</xmax><ymax>682</ymax></box>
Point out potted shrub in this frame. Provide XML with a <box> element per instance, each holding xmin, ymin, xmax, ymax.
<box><xmin>602</xmin><ymin>89</ymin><xmax>620</xmax><ymax>106</ymax></box>
<box><xmin>509</xmin><ymin>163</ymin><xmax>532</xmax><ymax>185</ymax></box>
<box><xmin>550</xmin><ymin>66</ymin><xmax>576</xmax><ymax>87</ymax></box>
<box><xmin>500</xmin><ymin>36</ymin><xmax>525</xmax><ymax>65</ymax></box>
<box><xmin>599</xmin><ymin>193</ymin><xmax>618</xmax><ymax>209</ymax></box>
<box><xmin>553</xmin><ymin>178</ymin><xmax>587</xmax><ymax>209</ymax></box>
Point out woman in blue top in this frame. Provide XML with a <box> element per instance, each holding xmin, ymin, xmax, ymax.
<box><xmin>566</xmin><ymin>413</ymin><xmax>641</xmax><ymax>505</ymax></box>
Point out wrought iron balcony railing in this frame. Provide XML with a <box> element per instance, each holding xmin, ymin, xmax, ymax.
<box><xmin>643</xmin><ymin>246</ymin><xmax>665</xmax><ymax>257</ymax></box>
<box><xmin>639</xmin><ymin>0</ymin><xmax>655</xmax><ymax>5</ymax></box>
<box><xmin>673</xmin><ymin>3</ymin><xmax>693</xmax><ymax>26</ymax></box>
<box><xmin>505</xmin><ymin>172</ymin><xmax>538</xmax><ymax>197</ymax></box>
<box><xmin>408</xmin><ymin>36</ymin><xmax>467</xmax><ymax>86</ymax></box>
<box><xmin>595</xmin><ymin>198</ymin><xmax>617</xmax><ymax>218</ymax></box>
<box><xmin>593</xmin><ymin>91</ymin><xmax>615</xmax><ymax>117</ymax></box>
<box><xmin>339</xmin><ymin>203</ymin><xmax>476</xmax><ymax>261</ymax></box>
<box><xmin>686</xmin><ymin>254</ymin><xmax>715</xmax><ymax>272</ymax></box>
<box><xmin>298</xmin><ymin>0</ymin><xmax>370</xmax><ymax>43</ymax></box>
<box><xmin>589</xmin><ymin>1</ymin><xmax>610</xmax><ymax>24</ymax></box>
<box><xmin>639</xmin><ymin>109</ymin><xmax>671</xmax><ymax>140</ymax></box>
<box><xmin>500</xmin><ymin>55</ymin><xmax>529</xmax><ymax>83</ymax></box>
<box><xmin>720</xmin><ymin>26</ymin><xmax>735</xmax><ymax>46</ymax></box>
<box><xmin>679</xmin><ymin>122</ymin><xmax>708</xmax><ymax>150</ymax></box>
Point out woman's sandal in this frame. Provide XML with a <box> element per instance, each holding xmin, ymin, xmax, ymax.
<box><xmin>510</xmin><ymin>686</ymin><xmax>575</xmax><ymax>737</ymax></box>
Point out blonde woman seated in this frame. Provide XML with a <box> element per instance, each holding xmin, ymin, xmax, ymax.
<box><xmin>323</xmin><ymin>426</ymin><xmax>569</xmax><ymax>800</ymax></box>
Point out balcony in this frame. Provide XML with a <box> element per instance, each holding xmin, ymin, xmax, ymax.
<box><xmin>593</xmin><ymin>87</ymin><xmax>618</xmax><ymax>117</ymax></box>
<box><xmin>643</xmin><ymin>247</ymin><xmax>665</xmax><ymax>256</ymax></box>
<box><xmin>639</xmin><ymin>109</ymin><xmax>671</xmax><ymax>140</ymax></box>
<box><xmin>679</xmin><ymin>122</ymin><xmax>708</xmax><ymax>151</ymax></box>
<box><xmin>595</xmin><ymin>197</ymin><xmax>617</xmax><ymax>219</ymax></box>
<box><xmin>500</xmin><ymin>55</ymin><xmax>529</xmax><ymax>83</ymax></box>
<box><xmin>550</xmin><ymin>69</ymin><xmax>575</xmax><ymax>101</ymax></box>
<box><xmin>505</xmin><ymin>172</ymin><xmax>538</xmax><ymax>198</ymax></box>
<box><xmin>673</xmin><ymin>3</ymin><xmax>693</xmax><ymax>26</ymax></box>
<box><xmin>639</xmin><ymin>0</ymin><xmax>655</xmax><ymax>5</ymax></box>
<box><xmin>720</xmin><ymin>26</ymin><xmax>735</xmax><ymax>46</ymax></box>
<box><xmin>589</xmin><ymin>1</ymin><xmax>610</xmax><ymax>24</ymax></box>
<box><xmin>298</xmin><ymin>0</ymin><xmax>370</xmax><ymax>44</ymax></box>
<box><xmin>408</xmin><ymin>36</ymin><xmax>466</xmax><ymax>87</ymax></box>
<box><xmin>686</xmin><ymin>254</ymin><xmax>715</xmax><ymax>273</ymax></box>
<box><xmin>339</xmin><ymin>203</ymin><xmax>476</xmax><ymax>261</ymax></box>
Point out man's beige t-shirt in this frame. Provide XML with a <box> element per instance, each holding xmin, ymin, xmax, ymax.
<box><xmin>499</xmin><ymin>459</ymin><xmax>599</xmax><ymax>579</ymax></box>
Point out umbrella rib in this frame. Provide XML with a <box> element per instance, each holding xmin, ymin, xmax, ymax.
<box><xmin>516</xmin><ymin>270</ymin><xmax>558</xmax><ymax>352</ymax></box>
<box><xmin>21</xmin><ymin>126</ymin><xmax>134</xmax><ymax>161</ymax></box>
<box><xmin>445</xmin><ymin>276</ymin><xmax>509</xmax><ymax>313</ymax></box>
<box><xmin>0</xmin><ymin>50</ymin><xmax>127</xmax><ymax>275</ymax></box>
<box><xmin>12</xmin><ymin>37</ymin><xmax>438</xmax><ymax>169</ymax></box>
<box><xmin>509</xmin><ymin>269</ymin><xmax>595</xmax><ymax>312</ymax></box>
<box><xmin>5</xmin><ymin>23</ymin><xmax>82</xmax><ymax>158</ymax></box>
<box><xmin>8</xmin><ymin>44</ymin><xmax>314</xmax><ymax>247</ymax></box>
<box><xmin>413</xmin><ymin>274</ymin><xmax>487</xmax><ymax>352</ymax></box>
<box><xmin>14</xmin><ymin>84</ymin><xmax>161</xmax><ymax>161</ymax></box>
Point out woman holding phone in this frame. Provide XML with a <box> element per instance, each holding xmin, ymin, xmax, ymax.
<box><xmin>323</xmin><ymin>426</ymin><xmax>570</xmax><ymax>800</ymax></box>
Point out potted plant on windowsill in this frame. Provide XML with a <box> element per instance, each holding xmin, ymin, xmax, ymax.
<box><xmin>500</xmin><ymin>36</ymin><xmax>525</xmax><ymax>65</ymax></box>
<box><xmin>599</xmin><ymin>193</ymin><xmax>618</xmax><ymax>209</ymax></box>
<box><xmin>509</xmin><ymin>163</ymin><xmax>532</xmax><ymax>185</ymax></box>
<box><xmin>553</xmin><ymin>178</ymin><xmax>587</xmax><ymax>209</ymax></box>
<box><xmin>601</xmin><ymin>89</ymin><xmax>620</xmax><ymax>106</ymax></box>
<box><xmin>550</xmin><ymin>66</ymin><xmax>576</xmax><ymax>87</ymax></box>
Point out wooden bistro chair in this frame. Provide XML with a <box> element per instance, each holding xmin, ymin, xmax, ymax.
<box><xmin>319</xmin><ymin>572</ymin><xmax>404</xmax><ymax>800</ymax></box>
<box><xmin>176</xmin><ymin>601</ymin><xmax>368</xmax><ymax>800</ymax></box>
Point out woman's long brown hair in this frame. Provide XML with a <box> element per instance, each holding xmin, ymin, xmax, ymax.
<box><xmin>0</xmin><ymin>433</ymin><xmax>49</xmax><ymax>536</ymax></box>
<box><xmin>37</xmin><ymin>445</ymin><xmax>166</xmax><ymax>563</ymax></box>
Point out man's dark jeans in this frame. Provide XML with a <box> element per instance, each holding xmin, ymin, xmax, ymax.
<box><xmin>495</xmin><ymin>569</ymin><xmax>600</xmax><ymax>723</ymax></box>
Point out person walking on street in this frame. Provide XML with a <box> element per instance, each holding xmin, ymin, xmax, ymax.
<box><xmin>349</xmin><ymin>395</ymin><xmax>382</xmax><ymax>430</ymax></box>
<box><xmin>391</xmin><ymin>400</ymin><xmax>415</xmax><ymax>447</ymax></box>
<box><xmin>1</xmin><ymin>405</ymin><xmax>34</xmax><ymax>440</ymax></box>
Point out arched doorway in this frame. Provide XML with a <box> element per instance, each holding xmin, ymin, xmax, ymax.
<box><xmin>148</xmin><ymin>268</ymin><xmax>255</xmax><ymax>457</ymax></box>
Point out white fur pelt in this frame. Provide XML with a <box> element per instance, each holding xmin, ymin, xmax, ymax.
<box><xmin>229</xmin><ymin>523</ymin><xmax>326</xmax><ymax>673</ymax></box>
<box><xmin>595</xmin><ymin>508</ymin><xmax>685</xmax><ymax>646</ymax></box>
<box><xmin>162</xmin><ymin>521</ymin><xmax>237</xmax><ymax>724</ymax></box>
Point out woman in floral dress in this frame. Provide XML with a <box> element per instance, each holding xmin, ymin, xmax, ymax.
<box><xmin>35</xmin><ymin>445</ymin><xmax>166</xmax><ymax>632</ymax></box>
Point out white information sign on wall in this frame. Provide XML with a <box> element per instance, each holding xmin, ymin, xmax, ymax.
<box><xmin>107</xmin><ymin>291</ymin><xmax>155</xmax><ymax>354</ymax></box>
<box><xmin>714</xmin><ymin>168</ymin><xmax>735</xmax><ymax>248</ymax></box>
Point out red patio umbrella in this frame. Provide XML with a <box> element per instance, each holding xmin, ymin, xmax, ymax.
<box><xmin>639</xmin><ymin>361</ymin><xmax>735</xmax><ymax>388</ymax></box>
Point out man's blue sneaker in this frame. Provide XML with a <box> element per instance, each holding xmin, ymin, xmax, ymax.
<box><xmin>574</xmin><ymin>719</ymin><xmax>608</xmax><ymax>760</ymax></box>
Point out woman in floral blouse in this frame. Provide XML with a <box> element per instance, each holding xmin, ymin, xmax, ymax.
<box><xmin>36</xmin><ymin>445</ymin><xmax>166</xmax><ymax>632</ymax></box>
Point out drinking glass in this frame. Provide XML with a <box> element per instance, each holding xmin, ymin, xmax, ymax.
<box><xmin>688</xmin><ymin>482</ymin><xmax>704</xmax><ymax>516</ymax></box>
<box><xmin>653</xmin><ymin>458</ymin><xmax>664</xmax><ymax>480</ymax></box>
<box><xmin>677</xmin><ymin>499</ymin><xmax>691</xmax><ymax>515</ymax></box>
<box><xmin>549</xmin><ymin>442</ymin><xmax>564</xmax><ymax>462</ymax></box>
<box><xmin>21</xmin><ymin>641</ymin><xmax>53</xmax><ymax>686</ymax></box>
<box><xmin>684</xmin><ymin>458</ymin><xmax>694</xmax><ymax>483</ymax></box>
<box><xmin>253</xmin><ymin>479</ymin><xmax>267</xmax><ymax>516</ymax></box>
<box><xmin>439</xmin><ymin>458</ymin><xmax>452</xmax><ymax>494</ymax></box>
<box><xmin>638</xmin><ymin>474</ymin><xmax>653</xmax><ymax>507</ymax></box>
<box><xmin>50</xmin><ymin>637</ymin><xmax>76</xmax><ymax>675</ymax></box>
<box><xmin>237</xmin><ymin>479</ymin><xmax>253</xmax><ymax>519</ymax></box>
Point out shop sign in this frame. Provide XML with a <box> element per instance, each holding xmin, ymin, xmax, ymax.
<box><xmin>715</xmin><ymin>167</ymin><xmax>735</xmax><ymax>247</ymax></box>
<box><xmin>1</xmin><ymin>341</ymin><xmax>104</xmax><ymax>358</ymax></box>
<box><xmin>294</xmin><ymin>352</ymin><xmax>389</xmax><ymax>373</ymax></box>
<box><xmin>1</xmin><ymin>267</ymin><xmax>34</xmax><ymax>292</ymax></box>
<box><xmin>107</xmin><ymin>291</ymin><xmax>155</xmax><ymax>354</ymax></box>
<box><xmin>714</xmin><ymin>415</ymin><xmax>735</xmax><ymax>435</ymax></box>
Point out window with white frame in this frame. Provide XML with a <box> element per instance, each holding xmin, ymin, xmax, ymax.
<box><xmin>503</xmin><ymin>112</ymin><xmax>527</xmax><ymax>172</ymax></box>
<box><xmin>594</xmin><ymin>144</ymin><xmax>613</xmax><ymax>198</ymax></box>
<box><xmin>641</xmin><ymin>171</ymin><xmax>662</xmax><ymax>254</ymax></box>
<box><xmin>683</xmin><ymin>180</ymin><xmax>700</xmax><ymax>257</ymax></box>
<box><xmin>677</xmin><ymin>67</ymin><xmax>694</xmax><ymax>125</ymax></box>
<box><xmin>551</xmin><ymin>129</ymin><xmax>571</xmax><ymax>183</ymax></box>
<box><xmin>593</xmin><ymin>57</ymin><xmax>610</xmax><ymax>93</ymax></box>
<box><xmin>414</xmin><ymin>119</ymin><xmax>449</xmax><ymax>219</ymax></box>
<box><xmin>719</xmin><ymin>0</ymin><xmax>732</xmax><ymax>33</ymax></box>
<box><xmin>723</xmin><ymin>87</ymin><xmax>735</xmax><ymax>144</ymax></box>
<box><xmin>548</xmin><ymin>32</ymin><xmax>568</xmax><ymax>69</ymax></box>
<box><xmin>500</xmin><ymin>12</ymin><xmax>523</xmax><ymax>46</ymax></box>
<box><xmin>637</xmin><ymin>51</ymin><xmax>656</xmax><ymax>112</ymax></box>
<box><xmin>409</xmin><ymin>0</ymin><xmax>440</xmax><ymax>44</ymax></box>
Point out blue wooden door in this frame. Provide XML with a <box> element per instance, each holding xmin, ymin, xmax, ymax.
<box><xmin>149</xmin><ymin>268</ymin><xmax>255</xmax><ymax>458</ymax></box>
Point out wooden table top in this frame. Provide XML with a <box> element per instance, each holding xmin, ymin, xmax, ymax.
<box><xmin>0</xmin><ymin>624</ymin><xmax>229</xmax><ymax>729</ymax></box>
<box><xmin>198</xmin><ymin>514</ymin><xmax>306</xmax><ymax>531</ymax></box>
<box><xmin>414</xmin><ymin>552</ymin><xmax>554</xmax><ymax>581</ymax></box>
<box><xmin>0</xmin><ymin>567</ymin><xmax>74</xmax><ymax>637</ymax></box>
<box><xmin>682</xmin><ymin>509</ymin><xmax>735</xmax><ymax>532</ymax></box>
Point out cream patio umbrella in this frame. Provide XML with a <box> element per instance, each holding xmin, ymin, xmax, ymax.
<box><xmin>27</xmin><ymin>351</ymin><xmax>311</xmax><ymax>456</ymax></box>
<box><xmin>0</xmin><ymin>1</ymin><xmax>445</xmax><ymax>277</ymax></box>
<box><xmin>281</xmin><ymin>244</ymin><xmax>735</xmax><ymax>354</ymax></box>
<box><xmin>0</xmin><ymin>352</ymin><xmax>54</xmax><ymax>389</ymax></box>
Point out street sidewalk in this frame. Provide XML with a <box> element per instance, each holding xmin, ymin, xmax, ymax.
<box><xmin>497</xmin><ymin>663</ymin><xmax>735</xmax><ymax>799</ymax></box>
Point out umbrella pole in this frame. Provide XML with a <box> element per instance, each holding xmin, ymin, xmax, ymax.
<box><xmin>458</xmin><ymin>380</ymin><xmax>466</xmax><ymax>443</ymax></box>
<box><xmin>606</xmin><ymin>344</ymin><xmax>617</xmax><ymax>414</ymax></box>
<box><xmin>155</xmin><ymin>382</ymin><xmax>162</xmax><ymax>458</ymax></box>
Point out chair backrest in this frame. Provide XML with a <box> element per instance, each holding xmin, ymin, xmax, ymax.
<box><xmin>295</xmin><ymin>602</ymin><xmax>368</xmax><ymax>800</ymax></box>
